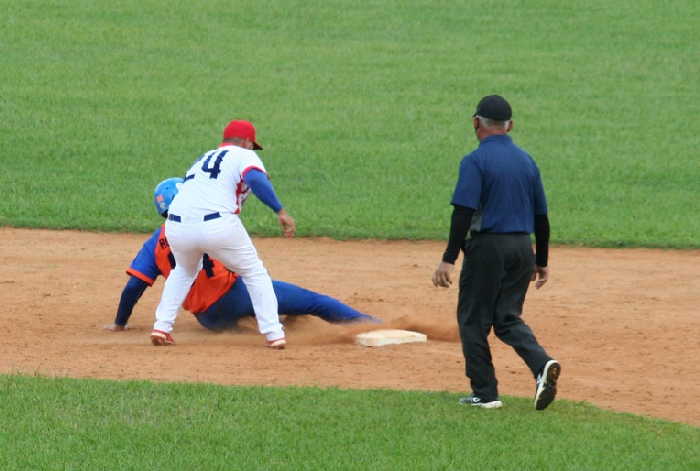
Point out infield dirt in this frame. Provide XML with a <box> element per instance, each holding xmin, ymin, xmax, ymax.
<box><xmin>1</xmin><ymin>228</ymin><xmax>698</xmax><ymax>426</ymax></box>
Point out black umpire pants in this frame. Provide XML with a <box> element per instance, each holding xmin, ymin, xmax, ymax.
<box><xmin>457</xmin><ymin>233</ymin><xmax>551</xmax><ymax>402</ymax></box>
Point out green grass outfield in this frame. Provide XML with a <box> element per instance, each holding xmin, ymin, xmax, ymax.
<box><xmin>2</xmin><ymin>2</ymin><xmax>699</xmax><ymax>469</ymax></box>
<box><xmin>2</xmin><ymin>0</ymin><xmax>699</xmax><ymax>246</ymax></box>
<box><xmin>1</xmin><ymin>375</ymin><xmax>698</xmax><ymax>471</ymax></box>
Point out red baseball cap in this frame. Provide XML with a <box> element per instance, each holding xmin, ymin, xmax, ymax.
<box><xmin>222</xmin><ymin>120</ymin><xmax>263</xmax><ymax>150</ymax></box>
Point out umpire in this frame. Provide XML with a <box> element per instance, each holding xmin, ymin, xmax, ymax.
<box><xmin>432</xmin><ymin>95</ymin><xmax>560</xmax><ymax>410</ymax></box>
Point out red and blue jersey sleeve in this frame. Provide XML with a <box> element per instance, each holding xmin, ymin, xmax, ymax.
<box><xmin>125</xmin><ymin>227</ymin><xmax>162</xmax><ymax>285</ymax></box>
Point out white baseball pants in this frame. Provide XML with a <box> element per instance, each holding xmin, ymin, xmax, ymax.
<box><xmin>153</xmin><ymin>213</ymin><xmax>284</xmax><ymax>341</ymax></box>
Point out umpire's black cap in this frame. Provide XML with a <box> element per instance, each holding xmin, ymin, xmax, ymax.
<box><xmin>473</xmin><ymin>95</ymin><xmax>512</xmax><ymax>121</ymax></box>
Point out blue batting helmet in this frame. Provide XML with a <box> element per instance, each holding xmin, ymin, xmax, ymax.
<box><xmin>153</xmin><ymin>177</ymin><xmax>184</xmax><ymax>217</ymax></box>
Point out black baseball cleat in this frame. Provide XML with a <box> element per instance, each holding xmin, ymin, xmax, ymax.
<box><xmin>534</xmin><ymin>360</ymin><xmax>561</xmax><ymax>410</ymax></box>
<box><xmin>459</xmin><ymin>395</ymin><xmax>503</xmax><ymax>409</ymax></box>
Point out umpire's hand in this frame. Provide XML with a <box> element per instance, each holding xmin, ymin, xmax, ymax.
<box><xmin>532</xmin><ymin>265</ymin><xmax>549</xmax><ymax>289</ymax></box>
<box><xmin>432</xmin><ymin>261</ymin><xmax>455</xmax><ymax>288</ymax></box>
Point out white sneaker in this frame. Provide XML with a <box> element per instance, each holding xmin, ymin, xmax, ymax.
<box><xmin>534</xmin><ymin>360</ymin><xmax>561</xmax><ymax>410</ymax></box>
<box><xmin>459</xmin><ymin>395</ymin><xmax>503</xmax><ymax>409</ymax></box>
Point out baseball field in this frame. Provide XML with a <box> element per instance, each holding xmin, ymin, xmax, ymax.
<box><xmin>2</xmin><ymin>0</ymin><xmax>699</xmax><ymax>470</ymax></box>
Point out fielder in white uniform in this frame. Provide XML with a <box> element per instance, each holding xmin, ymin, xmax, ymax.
<box><xmin>152</xmin><ymin>120</ymin><xmax>295</xmax><ymax>349</ymax></box>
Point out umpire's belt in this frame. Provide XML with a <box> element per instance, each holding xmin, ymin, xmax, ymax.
<box><xmin>168</xmin><ymin>212</ymin><xmax>221</xmax><ymax>223</ymax></box>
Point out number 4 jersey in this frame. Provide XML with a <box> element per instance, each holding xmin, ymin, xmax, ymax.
<box><xmin>127</xmin><ymin>225</ymin><xmax>237</xmax><ymax>313</ymax></box>
<box><xmin>169</xmin><ymin>145</ymin><xmax>267</xmax><ymax>217</ymax></box>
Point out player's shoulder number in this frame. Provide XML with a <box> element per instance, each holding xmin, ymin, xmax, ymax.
<box><xmin>185</xmin><ymin>149</ymin><xmax>229</xmax><ymax>181</ymax></box>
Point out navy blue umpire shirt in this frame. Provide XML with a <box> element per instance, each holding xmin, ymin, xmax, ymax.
<box><xmin>451</xmin><ymin>134</ymin><xmax>547</xmax><ymax>234</ymax></box>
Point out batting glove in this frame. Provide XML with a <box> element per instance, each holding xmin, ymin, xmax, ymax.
<box><xmin>151</xmin><ymin>329</ymin><xmax>175</xmax><ymax>346</ymax></box>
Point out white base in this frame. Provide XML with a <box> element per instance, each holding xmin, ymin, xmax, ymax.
<box><xmin>355</xmin><ymin>329</ymin><xmax>427</xmax><ymax>347</ymax></box>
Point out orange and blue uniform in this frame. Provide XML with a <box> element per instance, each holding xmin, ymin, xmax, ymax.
<box><xmin>127</xmin><ymin>225</ymin><xmax>236</xmax><ymax>313</ymax></box>
<box><xmin>115</xmin><ymin>225</ymin><xmax>379</xmax><ymax>330</ymax></box>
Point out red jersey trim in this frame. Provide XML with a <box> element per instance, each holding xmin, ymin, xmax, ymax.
<box><xmin>241</xmin><ymin>165</ymin><xmax>268</xmax><ymax>179</ymax></box>
<box><xmin>126</xmin><ymin>269</ymin><xmax>155</xmax><ymax>286</ymax></box>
